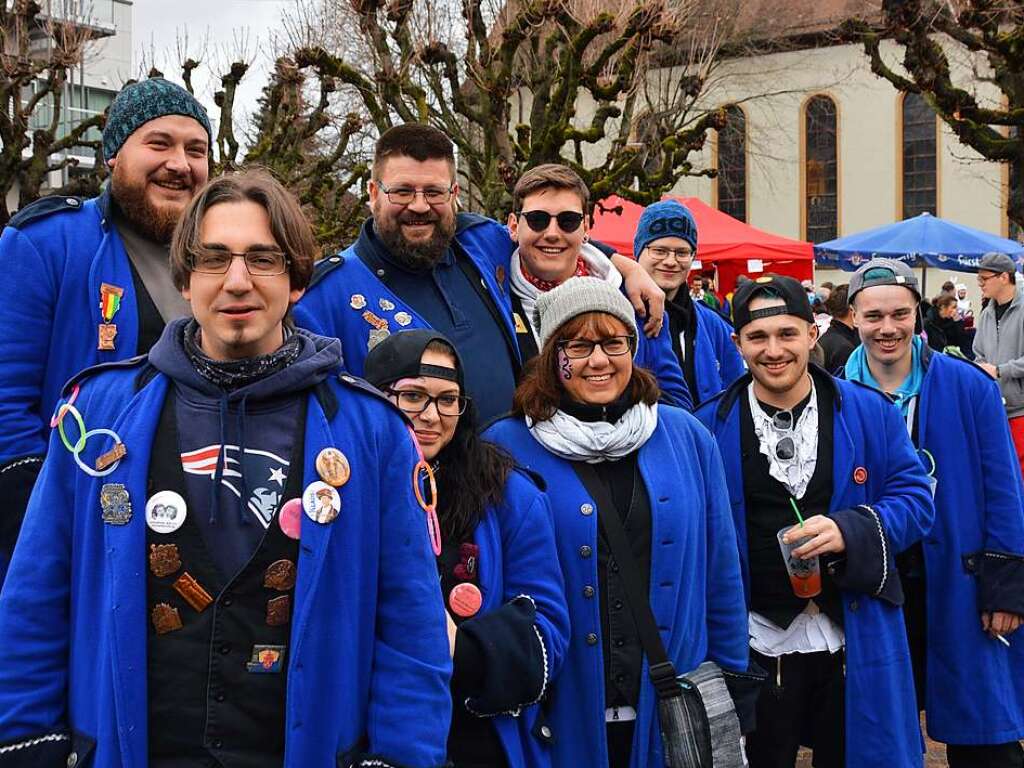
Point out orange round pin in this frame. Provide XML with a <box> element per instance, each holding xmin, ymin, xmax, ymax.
<box><xmin>449</xmin><ymin>583</ymin><xmax>482</xmax><ymax>618</ymax></box>
<box><xmin>853</xmin><ymin>467</ymin><xmax>868</xmax><ymax>484</ymax></box>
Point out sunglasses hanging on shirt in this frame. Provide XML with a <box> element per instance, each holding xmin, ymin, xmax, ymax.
<box><xmin>517</xmin><ymin>210</ymin><xmax>586</xmax><ymax>233</ymax></box>
<box><xmin>771</xmin><ymin>410</ymin><xmax>796</xmax><ymax>462</ymax></box>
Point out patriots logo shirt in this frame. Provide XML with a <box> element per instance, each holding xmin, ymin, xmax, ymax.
<box><xmin>181</xmin><ymin>444</ymin><xmax>290</xmax><ymax>528</ymax></box>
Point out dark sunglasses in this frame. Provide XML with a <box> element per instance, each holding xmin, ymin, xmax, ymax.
<box><xmin>517</xmin><ymin>210</ymin><xmax>585</xmax><ymax>234</ymax></box>
<box><xmin>772</xmin><ymin>410</ymin><xmax>796</xmax><ymax>461</ymax></box>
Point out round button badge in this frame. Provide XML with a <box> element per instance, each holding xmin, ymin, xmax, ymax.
<box><xmin>315</xmin><ymin>447</ymin><xmax>351</xmax><ymax>488</ymax></box>
<box><xmin>145</xmin><ymin>490</ymin><xmax>187</xmax><ymax>534</ymax></box>
<box><xmin>278</xmin><ymin>497</ymin><xmax>302</xmax><ymax>539</ymax></box>
<box><xmin>302</xmin><ymin>481</ymin><xmax>341</xmax><ymax>524</ymax></box>
<box><xmin>448</xmin><ymin>582</ymin><xmax>482</xmax><ymax>618</ymax></box>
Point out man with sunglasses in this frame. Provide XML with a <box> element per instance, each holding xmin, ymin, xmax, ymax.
<box><xmin>634</xmin><ymin>199</ymin><xmax>745</xmax><ymax>406</ymax></box>
<box><xmin>845</xmin><ymin>258</ymin><xmax>1024</xmax><ymax>768</ymax></box>
<box><xmin>695</xmin><ymin>274</ymin><xmax>934</xmax><ymax>768</ymax></box>
<box><xmin>294</xmin><ymin>125</ymin><xmax>668</xmax><ymax>424</ymax></box>
<box><xmin>505</xmin><ymin>164</ymin><xmax>690</xmax><ymax>408</ymax></box>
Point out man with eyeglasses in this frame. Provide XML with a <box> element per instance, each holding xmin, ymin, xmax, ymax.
<box><xmin>634</xmin><ymin>199</ymin><xmax>745</xmax><ymax>405</ymax></box>
<box><xmin>973</xmin><ymin>252</ymin><xmax>1024</xmax><ymax>475</ymax></box>
<box><xmin>845</xmin><ymin>258</ymin><xmax>1024</xmax><ymax>768</ymax></box>
<box><xmin>0</xmin><ymin>79</ymin><xmax>212</xmax><ymax>586</ymax></box>
<box><xmin>294</xmin><ymin>125</ymin><xmax>668</xmax><ymax>424</ymax></box>
<box><xmin>695</xmin><ymin>274</ymin><xmax>934</xmax><ymax>768</ymax></box>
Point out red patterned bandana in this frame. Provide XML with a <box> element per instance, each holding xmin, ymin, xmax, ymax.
<box><xmin>520</xmin><ymin>256</ymin><xmax>590</xmax><ymax>292</ymax></box>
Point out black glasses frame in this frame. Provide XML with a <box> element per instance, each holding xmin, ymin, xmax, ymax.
<box><xmin>388</xmin><ymin>389</ymin><xmax>470</xmax><ymax>416</ymax></box>
<box><xmin>517</xmin><ymin>210</ymin><xmax>585</xmax><ymax>234</ymax></box>
<box><xmin>378</xmin><ymin>181</ymin><xmax>456</xmax><ymax>206</ymax></box>
<box><xmin>557</xmin><ymin>335</ymin><xmax>636</xmax><ymax>359</ymax></box>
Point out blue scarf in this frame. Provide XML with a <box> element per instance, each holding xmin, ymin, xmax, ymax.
<box><xmin>845</xmin><ymin>335</ymin><xmax>924</xmax><ymax>416</ymax></box>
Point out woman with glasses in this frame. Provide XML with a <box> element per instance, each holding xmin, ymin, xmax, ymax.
<box><xmin>363</xmin><ymin>329</ymin><xmax>570</xmax><ymax>768</ymax></box>
<box><xmin>485</xmin><ymin>277</ymin><xmax>749</xmax><ymax>768</ymax></box>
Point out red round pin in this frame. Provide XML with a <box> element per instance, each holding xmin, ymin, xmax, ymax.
<box><xmin>278</xmin><ymin>497</ymin><xmax>302</xmax><ymax>539</ymax></box>
<box><xmin>449</xmin><ymin>583</ymin><xmax>482</xmax><ymax>618</ymax></box>
<box><xmin>853</xmin><ymin>467</ymin><xmax>868</xmax><ymax>485</ymax></box>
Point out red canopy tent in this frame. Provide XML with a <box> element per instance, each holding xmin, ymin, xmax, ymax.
<box><xmin>590</xmin><ymin>195</ymin><xmax>814</xmax><ymax>295</ymax></box>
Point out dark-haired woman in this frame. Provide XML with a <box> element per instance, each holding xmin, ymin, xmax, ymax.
<box><xmin>364</xmin><ymin>329</ymin><xmax>570</xmax><ymax>768</ymax></box>
<box><xmin>485</xmin><ymin>277</ymin><xmax>749</xmax><ymax>768</ymax></box>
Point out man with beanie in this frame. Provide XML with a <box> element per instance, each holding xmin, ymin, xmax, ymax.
<box><xmin>695</xmin><ymin>274</ymin><xmax>934</xmax><ymax>768</ymax></box>
<box><xmin>635</xmin><ymin>199</ymin><xmax>745</xmax><ymax>405</ymax></box>
<box><xmin>0</xmin><ymin>77</ymin><xmax>212</xmax><ymax>584</ymax></box>
<box><xmin>0</xmin><ymin>171</ymin><xmax>451</xmax><ymax>767</ymax></box>
<box><xmin>973</xmin><ymin>252</ymin><xmax>1024</xmax><ymax>474</ymax></box>
<box><xmin>845</xmin><ymin>258</ymin><xmax>1024</xmax><ymax>768</ymax></box>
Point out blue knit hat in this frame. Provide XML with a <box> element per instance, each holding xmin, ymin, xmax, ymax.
<box><xmin>633</xmin><ymin>199</ymin><xmax>698</xmax><ymax>257</ymax></box>
<box><xmin>102</xmin><ymin>78</ymin><xmax>212</xmax><ymax>160</ymax></box>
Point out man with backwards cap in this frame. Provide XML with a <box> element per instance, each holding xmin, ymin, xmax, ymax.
<box><xmin>695</xmin><ymin>274</ymin><xmax>934</xmax><ymax>768</ymax></box>
<box><xmin>845</xmin><ymin>258</ymin><xmax>1024</xmax><ymax>768</ymax></box>
<box><xmin>0</xmin><ymin>78</ymin><xmax>212</xmax><ymax>584</ymax></box>
<box><xmin>973</xmin><ymin>252</ymin><xmax>1024</xmax><ymax>475</ymax></box>
<box><xmin>634</xmin><ymin>199</ymin><xmax>745</xmax><ymax>405</ymax></box>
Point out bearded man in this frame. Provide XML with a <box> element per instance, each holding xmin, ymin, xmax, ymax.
<box><xmin>0</xmin><ymin>78</ymin><xmax>211</xmax><ymax>585</ymax></box>
<box><xmin>294</xmin><ymin>123</ymin><xmax>669</xmax><ymax>424</ymax></box>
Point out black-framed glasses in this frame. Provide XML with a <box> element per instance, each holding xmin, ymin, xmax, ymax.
<box><xmin>377</xmin><ymin>182</ymin><xmax>455</xmax><ymax>206</ymax></box>
<box><xmin>648</xmin><ymin>216</ymin><xmax>696</xmax><ymax>240</ymax></box>
<box><xmin>772</xmin><ymin>410</ymin><xmax>796</xmax><ymax>461</ymax></box>
<box><xmin>558</xmin><ymin>335</ymin><xmax>636</xmax><ymax>359</ymax></box>
<box><xmin>388</xmin><ymin>389</ymin><xmax>469</xmax><ymax>416</ymax></box>
<box><xmin>191</xmin><ymin>247</ymin><xmax>289</xmax><ymax>276</ymax></box>
<box><xmin>517</xmin><ymin>210</ymin><xmax>585</xmax><ymax>234</ymax></box>
<box><xmin>647</xmin><ymin>246</ymin><xmax>694</xmax><ymax>261</ymax></box>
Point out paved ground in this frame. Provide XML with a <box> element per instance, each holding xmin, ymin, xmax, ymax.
<box><xmin>795</xmin><ymin>739</ymin><xmax>946</xmax><ymax>766</ymax></box>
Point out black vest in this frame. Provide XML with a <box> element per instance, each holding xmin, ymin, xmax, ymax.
<box><xmin>146</xmin><ymin>392</ymin><xmax>305</xmax><ymax>768</ymax></box>
<box><xmin>740</xmin><ymin>381</ymin><xmax>844</xmax><ymax>629</ymax></box>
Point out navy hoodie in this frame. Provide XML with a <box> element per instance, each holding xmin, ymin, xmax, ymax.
<box><xmin>148</xmin><ymin>318</ymin><xmax>343</xmax><ymax>579</ymax></box>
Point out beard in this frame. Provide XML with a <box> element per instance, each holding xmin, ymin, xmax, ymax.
<box><xmin>373</xmin><ymin>205</ymin><xmax>456</xmax><ymax>271</ymax></box>
<box><xmin>111</xmin><ymin>165</ymin><xmax>192</xmax><ymax>244</ymax></box>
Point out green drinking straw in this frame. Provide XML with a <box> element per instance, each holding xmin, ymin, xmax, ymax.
<box><xmin>789</xmin><ymin>497</ymin><xmax>806</xmax><ymax>527</ymax></box>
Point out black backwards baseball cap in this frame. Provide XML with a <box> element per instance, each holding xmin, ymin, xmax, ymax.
<box><xmin>732</xmin><ymin>274</ymin><xmax>815</xmax><ymax>332</ymax></box>
<box><xmin>363</xmin><ymin>329</ymin><xmax>464</xmax><ymax>391</ymax></box>
<box><xmin>848</xmin><ymin>258</ymin><xmax>921</xmax><ymax>303</ymax></box>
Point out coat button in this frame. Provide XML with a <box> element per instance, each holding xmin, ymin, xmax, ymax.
<box><xmin>580</xmin><ymin>503</ymin><xmax>594</xmax><ymax>516</ymax></box>
<box><xmin>376</xmin><ymin>268</ymin><xmax>386</xmax><ymax>277</ymax></box>
<box><xmin>212</xmin><ymin>739</ymin><xmax>224</xmax><ymax>749</ymax></box>
<box><xmin>219</xmin><ymin>643</ymin><xmax>231</xmax><ymax>655</ymax></box>
<box><xmin>540</xmin><ymin>725</ymin><xmax>552</xmax><ymax>739</ymax></box>
<box><xmin>65</xmin><ymin>198</ymin><xmax>79</xmax><ymax>206</ymax></box>
<box><xmin>67</xmin><ymin>753</ymin><xmax>78</xmax><ymax>768</ymax></box>
<box><xmin>330</xmin><ymin>256</ymin><xmax>340</xmax><ymax>263</ymax></box>
<box><xmin>579</xmin><ymin>545</ymin><xmax>592</xmax><ymax>558</ymax></box>
<box><xmin>215</xmin><ymin>692</ymin><xmax>226</xmax><ymax>702</ymax></box>
<box><xmin>586</xmin><ymin>633</ymin><xmax>598</xmax><ymax>645</ymax></box>
<box><xmin>613</xmin><ymin>600</ymin><xmax>623</xmax><ymax>610</ymax></box>
<box><xmin>583</xmin><ymin>586</ymin><xmax>595</xmax><ymax>598</ymax></box>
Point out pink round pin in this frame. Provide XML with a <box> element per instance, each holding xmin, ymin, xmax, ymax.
<box><xmin>278</xmin><ymin>497</ymin><xmax>302</xmax><ymax>539</ymax></box>
<box><xmin>449</xmin><ymin>582</ymin><xmax>483</xmax><ymax>618</ymax></box>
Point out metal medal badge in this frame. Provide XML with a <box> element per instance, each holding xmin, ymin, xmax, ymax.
<box><xmin>247</xmin><ymin>644</ymin><xmax>286</xmax><ymax>673</ymax></box>
<box><xmin>100</xmin><ymin>482</ymin><xmax>132</xmax><ymax>525</ymax></box>
<box><xmin>97</xmin><ymin>283</ymin><xmax>124</xmax><ymax>351</ymax></box>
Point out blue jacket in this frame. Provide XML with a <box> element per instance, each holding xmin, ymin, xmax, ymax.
<box><xmin>484</xmin><ymin>407</ymin><xmax>748</xmax><ymax>768</ymax></box>
<box><xmin>0</xmin><ymin>354</ymin><xmax>451</xmax><ymax>767</ymax></box>
<box><xmin>882</xmin><ymin>348</ymin><xmax>1024</xmax><ymax>744</ymax></box>
<box><xmin>690</xmin><ymin>302</ymin><xmax>745</xmax><ymax>406</ymax></box>
<box><xmin>0</xmin><ymin>191</ymin><xmax>139</xmax><ymax>580</ymax></box>
<box><xmin>695</xmin><ymin>371</ymin><xmax>935</xmax><ymax>768</ymax></box>
<box><xmin>458</xmin><ymin>469</ymin><xmax>570</xmax><ymax>767</ymax></box>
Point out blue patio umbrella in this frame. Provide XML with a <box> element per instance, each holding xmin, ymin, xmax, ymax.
<box><xmin>814</xmin><ymin>212</ymin><xmax>1024</xmax><ymax>293</ymax></box>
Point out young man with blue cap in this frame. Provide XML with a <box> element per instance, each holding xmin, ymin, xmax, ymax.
<box><xmin>634</xmin><ymin>199</ymin><xmax>745</xmax><ymax>405</ymax></box>
<box><xmin>846</xmin><ymin>257</ymin><xmax>1024</xmax><ymax>768</ymax></box>
<box><xmin>0</xmin><ymin>78</ymin><xmax>213</xmax><ymax>584</ymax></box>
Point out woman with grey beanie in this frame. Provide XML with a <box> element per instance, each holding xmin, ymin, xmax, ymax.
<box><xmin>484</xmin><ymin>276</ymin><xmax>752</xmax><ymax>768</ymax></box>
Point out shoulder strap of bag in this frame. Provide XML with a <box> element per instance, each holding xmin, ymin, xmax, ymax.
<box><xmin>570</xmin><ymin>462</ymin><xmax>682</xmax><ymax>701</ymax></box>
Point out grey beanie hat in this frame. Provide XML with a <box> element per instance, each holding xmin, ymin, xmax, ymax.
<box><xmin>534</xmin><ymin>277</ymin><xmax>639</xmax><ymax>352</ymax></box>
<box><xmin>102</xmin><ymin>78</ymin><xmax>212</xmax><ymax>160</ymax></box>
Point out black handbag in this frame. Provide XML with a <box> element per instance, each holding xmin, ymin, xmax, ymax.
<box><xmin>571</xmin><ymin>462</ymin><xmax>752</xmax><ymax>768</ymax></box>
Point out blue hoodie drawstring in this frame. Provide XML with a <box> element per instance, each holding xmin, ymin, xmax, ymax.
<box><xmin>209</xmin><ymin>393</ymin><xmax>230</xmax><ymax>525</ymax></box>
<box><xmin>236</xmin><ymin>393</ymin><xmax>250</xmax><ymax>526</ymax></box>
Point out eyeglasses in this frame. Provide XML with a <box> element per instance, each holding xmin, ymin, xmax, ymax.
<box><xmin>771</xmin><ymin>410</ymin><xmax>796</xmax><ymax>461</ymax></box>
<box><xmin>647</xmin><ymin>246</ymin><xmax>693</xmax><ymax>261</ymax></box>
<box><xmin>977</xmin><ymin>272</ymin><xmax>1001</xmax><ymax>285</ymax></box>
<box><xmin>191</xmin><ymin>247</ymin><xmax>289</xmax><ymax>276</ymax></box>
<box><xmin>388</xmin><ymin>389</ymin><xmax>469</xmax><ymax>416</ymax></box>
<box><xmin>377</xmin><ymin>182</ymin><xmax>456</xmax><ymax>206</ymax></box>
<box><xmin>558</xmin><ymin>335</ymin><xmax>636</xmax><ymax>359</ymax></box>
<box><xmin>648</xmin><ymin>216</ymin><xmax>696</xmax><ymax>239</ymax></box>
<box><xmin>517</xmin><ymin>210</ymin><xmax>585</xmax><ymax>234</ymax></box>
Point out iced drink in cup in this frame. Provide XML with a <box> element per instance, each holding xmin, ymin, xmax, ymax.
<box><xmin>777</xmin><ymin>525</ymin><xmax>822</xmax><ymax>598</ymax></box>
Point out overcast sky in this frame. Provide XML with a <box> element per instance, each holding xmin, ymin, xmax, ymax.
<box><xmin>133</xmin><ymin>0</ymin><xmax>292</xmax><ymax>141</ymax></box>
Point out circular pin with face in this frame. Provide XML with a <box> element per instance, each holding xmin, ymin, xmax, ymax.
<box><xmin>394</xmin><ymin>312</ymin><xmax>412</xmax><ymax>327</ymax></box>
<box><xmin>449</xmin><ymin>582</ymin><xmax>483</xmax><ymax>618</ymax></box>
<box><xmin>145</xmin><ymin>490</ymin><xmax>187</xmax><ymax>534</ymax></box>
<box><xmin>316</xmin><ymin>447</ymin><xmax>351</xmax><ymax>488</ymax></box>
<box><xmin>278</xmin><ymin>497</ymin><xmax>302</xmax><ymax>539</ymax></box>
<box><xmin>303</xmin><ymin>481</ymin><xmax>341</xmax><ymax>524</ymax></box>
<box><xmin>350</xmin><ymin>294</ymin><xmax>367</xmax><ymax>310</ymax></box>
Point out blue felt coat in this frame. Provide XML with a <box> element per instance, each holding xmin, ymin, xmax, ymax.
<box><xmin>484</xmin><ymin>406</ymin><xmax>749</xmax><ymax>768</ymax></box>
<box><xmin>0</xmin><ymin>361</ymin><xmax>451</xmax><ymax>767</ymax></box>
<box><xmin>690</xmin><ymin>302</ymin><xmax>745</xmax><ymax>406</ymax></box>
<box><xmin>460</xmin><ymin>470</ymin><xmax>570</xmax><ymax>767</ymax></box>
<box><xmin>0</xmin><ymin>191</ymin><xmax>139</xmax><ymax>580</ymax></box>
<box><xmin>909</xmin><ymin>348</ymin><xmax>1024</xmax><ymax>745</ymax></box>
<box><xmin>695</xmin><ymin>372</ymin><xmax>936</xmax><ymax>768</ymax></box>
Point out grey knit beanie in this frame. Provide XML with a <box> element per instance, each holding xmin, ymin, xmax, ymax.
<box><xmin>534</xmin><ymin>277</ymin><xmax>639</xmax><ymax>352</ymax></box>
<box><xmin>103</xmin><ymin>78</ymin><xmax>212</xmax><ymax>160</ymax></box>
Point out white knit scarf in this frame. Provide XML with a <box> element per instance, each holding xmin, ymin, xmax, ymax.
<box><xmin>527</xmin><ymin>402</ymin><xmax>658</xmax><ymax>464</ymax></box>
<box><xmin>510</xmin><ymin>241</ymin><xmax>623</xmax><ymax>341</ymax></box>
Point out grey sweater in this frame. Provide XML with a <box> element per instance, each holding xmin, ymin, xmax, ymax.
<box><xmin>973</xmin><ymin>283</ymin><xmax>1024</xmax><ymax>417</ymax></box>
